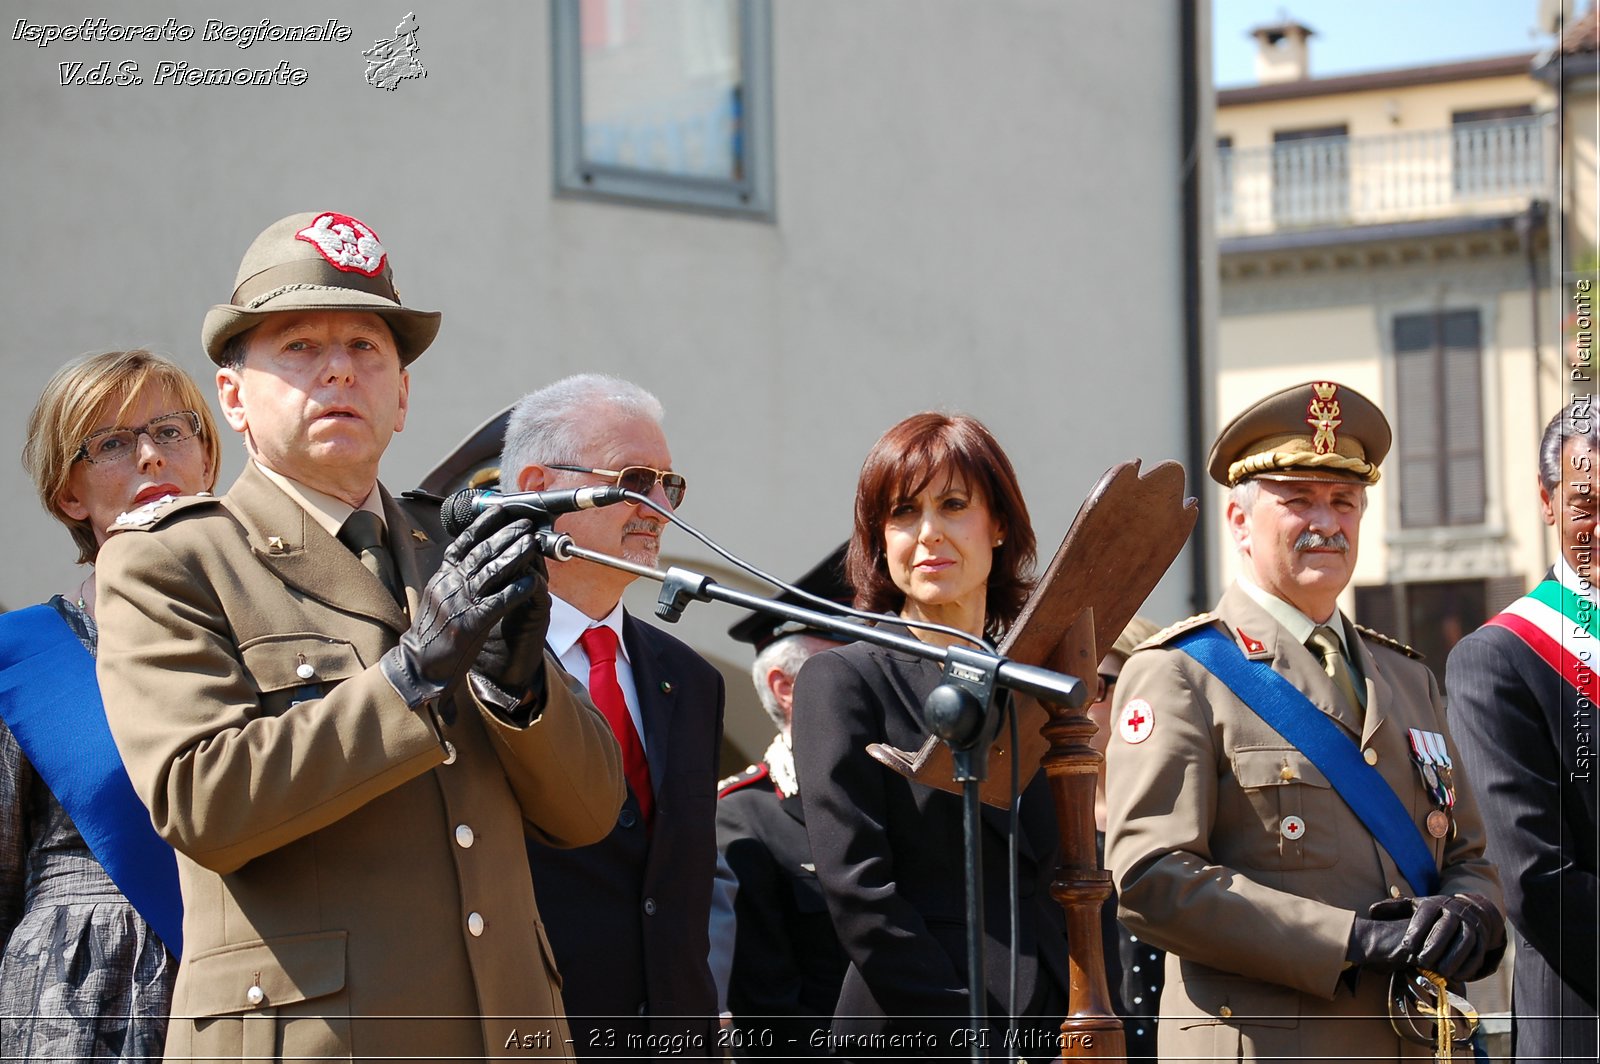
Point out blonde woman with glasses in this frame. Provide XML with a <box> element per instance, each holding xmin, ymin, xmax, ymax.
<box><xmin>1</xmin><ymin>349</ymin><xmax>218</xmax><ymax>1060</ymax></box>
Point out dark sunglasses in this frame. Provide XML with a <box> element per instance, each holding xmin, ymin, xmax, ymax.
<box><xmin>549</xmin><ymin>464</ymin><xmax>687</xmax><ymax>508</ymax></box>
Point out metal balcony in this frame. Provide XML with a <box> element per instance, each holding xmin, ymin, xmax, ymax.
<box><xmin>1216</xmin><ymin>115</ymin><xmax>1551</xmax><ymax>238</ymax></box>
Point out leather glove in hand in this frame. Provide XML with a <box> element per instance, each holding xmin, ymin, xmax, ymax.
<box><xmin>381</xmin><ymin>507</ymin><xmax>540</xmax><ymax>714</ymax></box>
<box><xmin>472</xmin><ymin>552</ymin><xmax>551</xmax><ymax>707</ymax></box>
<box><xmin>1350</xmin><ymin>893</ymin><xmax>1507</xmax><ymax>982</ymax></box>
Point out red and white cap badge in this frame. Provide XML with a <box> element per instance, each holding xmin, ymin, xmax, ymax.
<box><xmin>1118</xmin><ymin>699</ymin><xmax>1155</xmax><ymax>744</ymax></box>
<box><xmin>295</xmin><ymin>212</ymin><xmax>387</xmax><ymax>276</ymax></box>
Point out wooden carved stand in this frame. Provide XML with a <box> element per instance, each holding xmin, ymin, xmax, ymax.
<box><xmin>869</xmin><ymin>460</ymin><xmax>1196</xmax><ymax>1059</ymax></box>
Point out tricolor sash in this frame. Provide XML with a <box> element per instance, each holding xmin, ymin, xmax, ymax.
<box><xmin>1173</xmin><ymin>625</ymin><xmax>1441</xmax><ymax>897</ymax></box>
<box><xmin>0</xmin><ymin>604</ymin><xmax>183</xmax><ymax>955</ymax></box>
<box><xmin>1484</xmin><ymin>577</ymin><xmax>1600</xmax><ymax>705</ymax></box>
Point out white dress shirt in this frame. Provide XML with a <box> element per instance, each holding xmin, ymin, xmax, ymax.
<box><xmin>546</xmin><ymin>595</ymin><xmax>648</xmax><ymax>750</ymax></box>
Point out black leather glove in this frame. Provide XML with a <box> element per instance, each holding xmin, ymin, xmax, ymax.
<box><xmin>1346</xmin><ymin>912</ymin><xmax>1412</xmax><ymax>970</ymax></box>
<box><xmin>381</xmin><ymin>507</ymin><xmax>540</xmax><ymax>716</ymax></box>
<box><xmin>471</xmin><ymin>553</ymin><xmax>551</xmax><ymax>711</ymax></box>
<box><xmin>1349</xmin><ymin>893</ymin><xmax>1507</xmax><ymax>983</ymax></box>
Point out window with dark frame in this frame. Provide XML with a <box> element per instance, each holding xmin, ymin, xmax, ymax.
<box><xmin>1393</xmin><ymin>308</ymin><xmax>1486</xmax><ymax>529</ymax></box>
<box><xmin>1355</xmin><ymin>579</ymin><xmax>1508</xmax><ymax>691</ymax></box>
<box><xmin>551</xmin><ymin>0</ymin><xmax>774</xmax><ymax>218</ymax></box>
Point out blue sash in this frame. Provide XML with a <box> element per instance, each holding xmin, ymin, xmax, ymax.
<box><xmin>1172</xmin><ymin>625</ymin><xmax>1441</xmax><ymax>897</ymax></box>
<box><xmin>0</xmin><ymin>604</ymin><xmax>183</xmax><ymax>955</ymax></box>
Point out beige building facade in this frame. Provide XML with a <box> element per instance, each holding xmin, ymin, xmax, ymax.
<box><xmin>1215</xmin><ymin>26</ymin><xmax>1588</xmax><ymax>677</ymax></box>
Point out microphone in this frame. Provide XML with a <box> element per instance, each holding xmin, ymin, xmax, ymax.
<box><xmin>441</xmin><ymin>486</ymin><xmax>628</xmax><ymax>537</ymax></box>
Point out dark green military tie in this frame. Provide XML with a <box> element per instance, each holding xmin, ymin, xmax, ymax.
<box><xmin>338</xmin><ymin>510</ymin><xmax>403</xmax><ymax>607</ymax></box>
<box><xmin>1307</xmin><ymin>624</ymin><xmax>1362</xmax><ymax>716</ymax></box>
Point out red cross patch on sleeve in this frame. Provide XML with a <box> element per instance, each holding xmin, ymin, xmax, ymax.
<box><xmin>1118</xmin><ymin>699</ymin><xmax>1154</xmax><ymax>744</ymax></box>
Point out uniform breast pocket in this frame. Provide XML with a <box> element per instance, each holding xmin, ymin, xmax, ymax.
<box><xmin>240</xmin><ymin>634</ymin><xmax>367</xmax><ymax>717</ymax></box>
<box><xmin>1231</xmin><ymin>747</ymin><xmax>1339</xmax><ymax>870</ymax></box>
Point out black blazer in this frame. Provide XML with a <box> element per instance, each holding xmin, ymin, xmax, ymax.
<box><xmin>791</xmin><ymin>641</ymin><xmax>1069</xmax><ymax>1056</ymax></box>
<box><xmin>527</xmin><ymin>613</ymin><xmax>726</xmax><ymax>1059</ymax></box>
<box><xmin>1447</xmin><ymin>595</ymin><xmax>1598</xmax><ymax>1062</ymax></box>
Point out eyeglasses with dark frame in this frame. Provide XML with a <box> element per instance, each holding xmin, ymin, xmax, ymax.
<box><xmin>74</xmin><ymin>410</ymin><xmax>203</xmax><ymax>466</ymax></box>
<box><xmin>549</xmin><ymin>463</ymin><xmax>687</xmax><ymax>508</ymax></box>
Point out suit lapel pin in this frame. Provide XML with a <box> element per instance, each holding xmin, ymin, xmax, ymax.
<box><xmin>411</xmin><ymin>528</ymin><xmax>428</xmax><ymax>542</ymax></box>
<box><xmin>659</xmin><ymin>680</ymin><xmax>673</xmax><ymax>694</ymax></box>
<box><xmin>1236</xmin><ymin>628</ymin><xmax>1266</xmax><ymax>655</ymax></box>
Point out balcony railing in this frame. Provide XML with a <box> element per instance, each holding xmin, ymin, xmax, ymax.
<box><xmin>1216</xmin><ymin>115</ymin><xmax>1551</xmax><ymax>239</ymax></box>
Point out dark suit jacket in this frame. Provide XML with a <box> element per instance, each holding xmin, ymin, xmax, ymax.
<box><xmin>791</xmin><ymin>641</ymin><xmax>1069</xmax><ymax>1057</ymax></box>
<box><xmin>716</xmin><ymin>762</ymin><xmax>848</xmax><ymax>1057</ymax></box>
<box><xmin>527</xmin><ymin>612</ymin><xmax>725</xmax><ymax>1059</ymax></box>
<box><xmin>1447</xmin><ymin>583</ymin><xmax>1598</xmax><ymax>1062</ymax></box>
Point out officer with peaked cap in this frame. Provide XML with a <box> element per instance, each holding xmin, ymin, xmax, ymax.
<box><xmin>95</xmin><ymin>211</ymin><xmax>624</xmax><ymax>1060</ymax></box>
<box><xmin>716</xmin><ymin>546</ymin><xmax>852</xmax><ymax>1055</ymax></box>
<box><xmin>1104</xmin><ymin>380</ymin><xmax>1506</xmax><ymax>1060</ymax></box>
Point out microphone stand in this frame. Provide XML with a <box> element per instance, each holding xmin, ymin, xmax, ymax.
<box><xmin>539</xmin><ymin>530</ymin><xmax>1088</xmax><ymax>1060</ymax></box>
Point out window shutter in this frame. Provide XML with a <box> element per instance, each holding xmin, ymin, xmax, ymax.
<box><xmin>1393</xmin><ymin>308</ymin><xmax>1484</xmax><ymax>528</ymax></box>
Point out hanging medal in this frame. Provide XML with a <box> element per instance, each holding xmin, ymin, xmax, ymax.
<box><xmin>1408</xmin><ymin>728</ymin><xmax>1454</xmax><ymax>839</ymax></box>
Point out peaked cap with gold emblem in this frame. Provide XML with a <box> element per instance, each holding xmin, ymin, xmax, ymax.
<box><xmin>1208</xmin><ymin>380</ymin><xmax>1392</xmax><ymax>486</ymax></box>
<box><xmin>202</xmin><ymin>211</ymin><xmax>441</xmax><ymax>366</ymax></box>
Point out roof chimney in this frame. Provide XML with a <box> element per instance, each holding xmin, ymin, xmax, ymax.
<box><xmin>1250</xmin><ymin>20</ymin><xmax>1315</xmax><ymax>83</ymax></box>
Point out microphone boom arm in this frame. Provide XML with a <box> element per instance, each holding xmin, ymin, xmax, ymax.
<box><xmin>538</xmin><ymin>533</ymin><xmax>1088</xmax><ymax>710</ymax></box>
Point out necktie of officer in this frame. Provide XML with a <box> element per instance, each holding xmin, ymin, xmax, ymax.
<box><xmin>338</xmin><ymin>510</ymin><xmax>403</xmax><ymax>607</ymax></box>
<box><xmin>578</xmin><ymin>625</ymin><xmax>654</xmax><ymax>824</ymax></box>
<box><xmin>1307</xmin><ymin>624</ymin><xmax>1362</xmax><ymax>717</ymax></box>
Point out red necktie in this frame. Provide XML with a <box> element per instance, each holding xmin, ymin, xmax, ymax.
<box><xmin>578</xmin><ymin>625</ymin><xmax>654</xmax><ymax>824</ymax></box>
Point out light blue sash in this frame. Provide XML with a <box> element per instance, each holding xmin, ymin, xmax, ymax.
<box><xmin>0</xmin><ymin>604</ymin><xmax>183</xmax><ymax>955</ymax></box>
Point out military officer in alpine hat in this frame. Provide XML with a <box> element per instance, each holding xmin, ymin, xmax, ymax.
<box><xmin>1105</xmin><ymin>380</ymin><xmax>1506</xmax><ymax>1060</ymax></box>
<box><xmin>95</xmin><ymin>211</ymin><xmax>624</xmax><ymax>1061</ymax></box>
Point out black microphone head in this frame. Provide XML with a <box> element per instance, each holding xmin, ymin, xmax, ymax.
<box><xmin>442</xmin><ymin>488</ymin><xmax>493</xmax><ymax>538</ymax></box>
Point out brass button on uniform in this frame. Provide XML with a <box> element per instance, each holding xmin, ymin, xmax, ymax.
<box><xmin>296</xmin><ymin>662</ymin><xmax>316</xmax><ymax>680</ymax></box>
<box><xmin>1279</xmin><ymin>766</ymin><xmax>1295</xmax><ymax>781</ymax></box>
<box><xmin>246</xmin><ymin>985</ymin><xmax>265</xmax><ymax>1006</ymax></box>
<box><xmin>1219</xmin><ymin>1006</ymin><xmax>1233</xmax><ymax>1019</ymax></box>
<box><xmin>467</xmin><ymin>912</ymin><xmax>485</xmax><ymax>936</ymax></box>
<box><xmin>1390</xmin><ymin>885</ymin><xmax>1402</xmax><ymax>898</ymax></box>
<box><xmin>455</xmin><ymin>824</ymin><xmax>475</xmax><ymax>848</ymax></box>
<box><xmin>1363</xmin><ymin>748</ymin><xmax>1378</xmax><ymax>766</ymax></box>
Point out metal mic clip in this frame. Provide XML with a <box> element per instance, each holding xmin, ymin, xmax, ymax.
<box><xmin>534</xmin><ymin>527</ymin><xmax>574</xmax><ymax>561</ymax></box>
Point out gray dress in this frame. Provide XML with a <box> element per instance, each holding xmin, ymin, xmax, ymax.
<box><xmin>0</xmin><ymin>596</ymin><xmax>175</xmax><ymax>1060</ymax></box>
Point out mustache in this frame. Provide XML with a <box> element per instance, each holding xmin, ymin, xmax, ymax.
<box><xmin>1294</xmin><ymin>530</ymin><xmax>1350</xmax><ymax>553</ymax></box>
<box><xmin>623</xmin><ymin>519</ymin><xmax>662</xmax><ymax>536</ymax></box>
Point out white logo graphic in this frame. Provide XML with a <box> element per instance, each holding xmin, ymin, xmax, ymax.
<box><xmin>295</xmin><ymin>213</ymin><xmax>387</xmax><ymax>276</ymax></box>
<box><xmin>363</xmin><ymin>13</ymin><xmax>426</xmax><ymax>91</ymax></box>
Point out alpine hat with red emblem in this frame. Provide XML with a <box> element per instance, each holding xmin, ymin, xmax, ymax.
<box><xmin>1207</xmin><ymin>380</ymin><xmax>1392</xmax><ymax>487</ymax></box>
<box><xmin>201</xmin><ymin>211</ymin><xmax>441</xmax><ymax>366</ymax></box>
